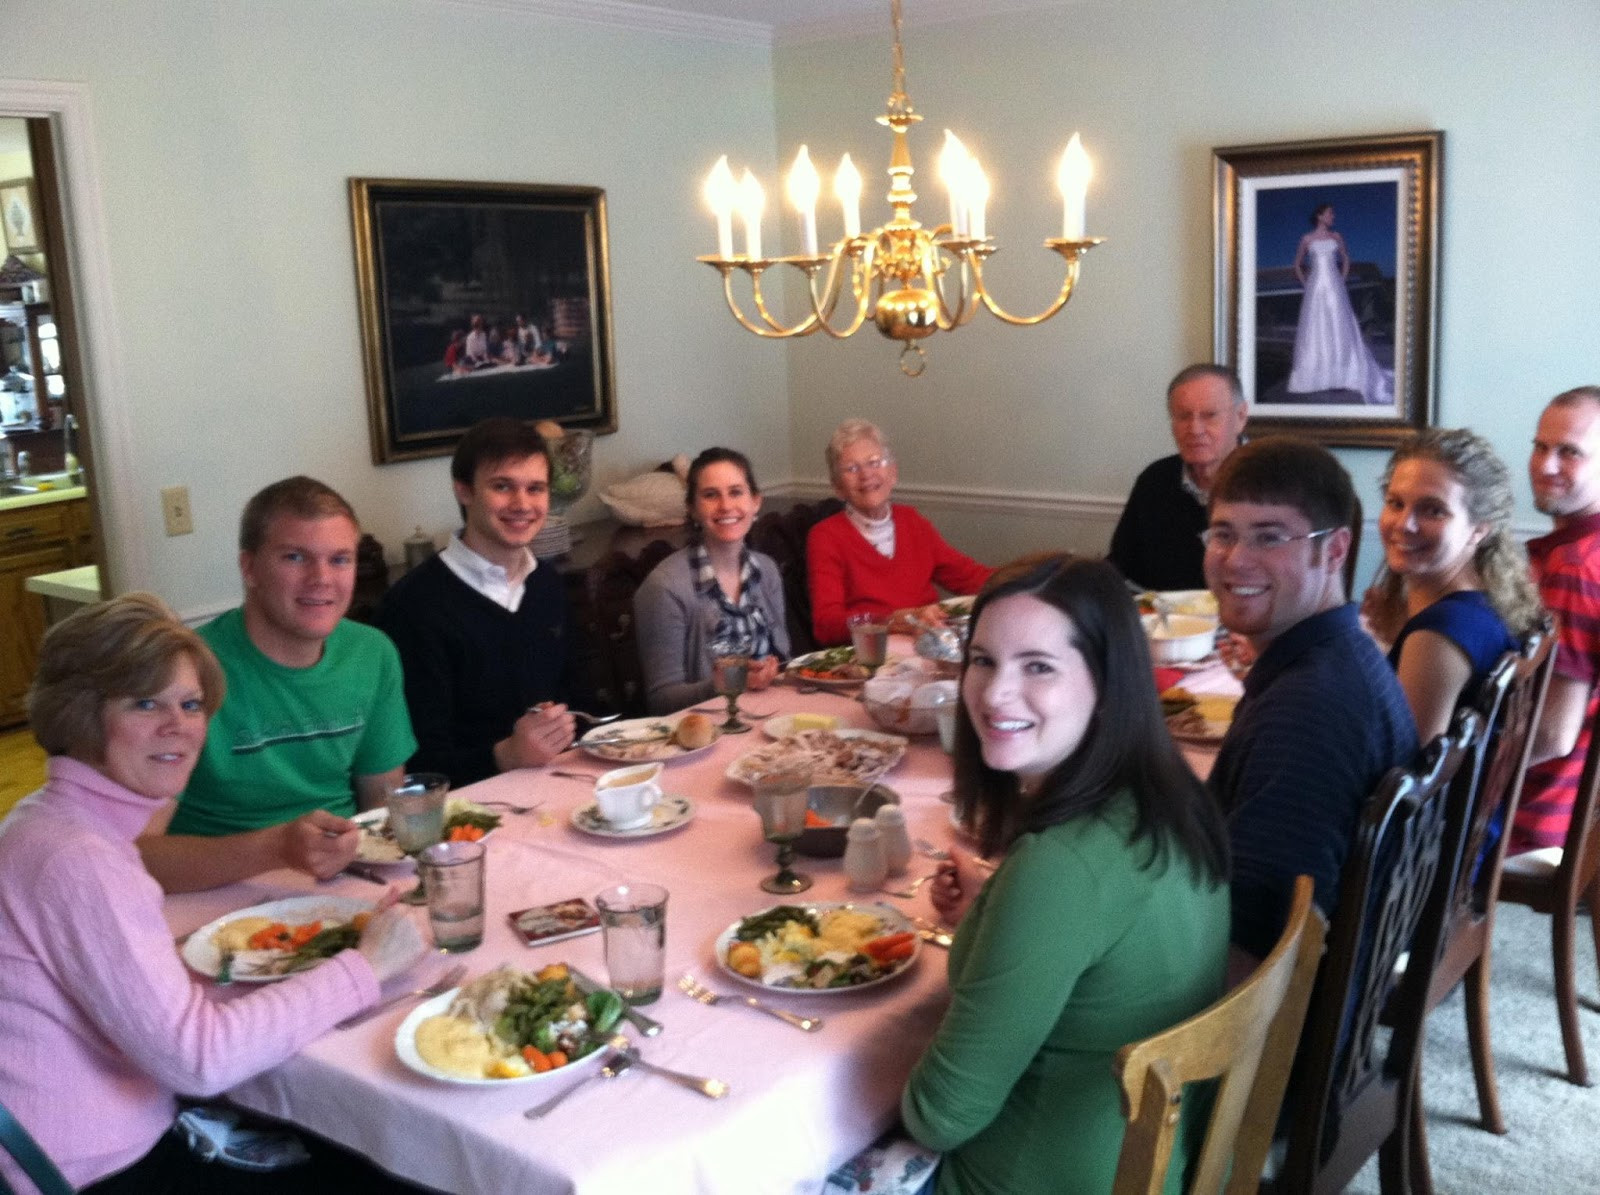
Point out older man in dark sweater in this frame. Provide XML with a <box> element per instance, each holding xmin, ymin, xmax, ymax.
<box><xmin>1204</xmin><ymin>437</ymin><xmax>1418</xmax><ymax>970</ymax></box>
<box><xmin>378</xmin><ymin>419</ymin><xmax>580</xmax><ymax>786</ymax></box>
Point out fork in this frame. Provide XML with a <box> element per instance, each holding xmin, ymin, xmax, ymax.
<box><xmin>338</xmin><ymin>962</ymin><xmax>468</xmax><ymax>1028</ymax></box>
<box><xmin>522</xmin><ymin>1052</ymin><xmax>632</xmax><ymax>1118</ymax></box>
<box><xmin>476</xmin><ymin>799</ymin><xmax>543</xmax><ymax>815</ymax></box>
<box><xmin>609</xmin><ymin>1034</ymin><xmax>730</xmax><ymax>1098</ymax></box>
<box><xmin>677</xmin><ymin>974</ymin><xmax>823</xmax><ymax>1031</ymax></box>
<box><xmin>882</xmin><ymin>873</ymin><xmax>935</xmax><ymax>899</ymax></box>
<box><xmin>529</xmin><ymin>704</ymin><xmax>621</xmax><ymax>727</ymax></box>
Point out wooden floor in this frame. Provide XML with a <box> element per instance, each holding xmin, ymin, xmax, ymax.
<box><xmin>0</xmin><ymin>726</ymin><xmax>47</xmax><ymax>818</ymax></box>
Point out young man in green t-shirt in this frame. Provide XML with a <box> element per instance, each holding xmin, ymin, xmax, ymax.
<box><xmin>139</xmin><ymin>477</ymin><xmax>417</xmax><ymax>893</ymax></box>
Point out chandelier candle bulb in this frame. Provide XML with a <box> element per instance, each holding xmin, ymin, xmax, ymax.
<box><xmin>787</xmin><ymin>145</ymin><xmax>821</xmax><ymax>257</ymax></box>
<box><xmin>1058</xmin><ymin>133</ymin><xmax>1092</xmax><ymax>241</ymax></box>
<box><xmin>835</xmin><ymin>154</ymin><xmax>862</xmax><ymax>238</ymax></box>
<box><xmin>706</xmin><ymin>155</ymin><xmax>737</xmax><ymax>259</ymax></box>
<box><xmin>737</xmin><ymin>168</ymin><xmax>764</xmax><ymax>260</ymax></box>
<box><xmin>967</xmin><ymin>161</ymin><xmax>989</xmax><ymax>241</ymax></box>
<box><xmin>939</xmin><ymin>130</ymin><xmax>970</xmax><ymax>236</ymax></box>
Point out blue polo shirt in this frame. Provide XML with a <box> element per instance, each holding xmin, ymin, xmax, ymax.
<box><xmin>1210</xmin><ymin>603</ymin><xmax>1419</xmax><ymax>958</ymax></box>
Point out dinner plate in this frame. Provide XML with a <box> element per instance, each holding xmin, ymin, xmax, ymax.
<box><xmin>182</xmin><ymin>895</ymin><xmax>374</xmax><ymax>983</ymax></box>
<box><xmin>578</xmin><ymin>714</ymin><xmax>722</xmax><ymax>765</ymax></box>
<box><xmin>725</xmin><ymin>728</ymin><xmax>908</xmax><ymax>788</ymax></box>
<box><xmin>763</xmin><ymin>713</ymin><xmax>844</xmax><ymax>740</ymax></box>
<box><xmin>782</xmin><ymin>649</ymin><xmax>875</xmax><ymax>688</ymax></box>
<box><xmin>394</xmin><ymin>989</ymin><xmax>610</xmax><ymax>1087</ymax></box>
<box><xmin>1166</xmin><ymin>694</ymin><xmax>1238</xmax><ymax>746</ymax></box>
<box><xmin>569</xmin><ymin>795</ymin><xmax>695</xmax><ymax>839</ymax></box>
<box><xmin>352</xmin><ymin>798</ymin><xmax>501</xmax><ymax>864</ymax></box>
<box><xmin>714</xmin><ymin>901</ymin><xmax>920</xmax><ymax>994</ymax></box>
<box><xmin>1138</xmin><ymin>589</ymin><xmax>1220</xmax><ymax>618</ymax></box>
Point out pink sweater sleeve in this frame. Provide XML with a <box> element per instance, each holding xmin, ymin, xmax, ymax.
<box><xmin>32</xmin><ymin>840</ymin><xmax>380</xmax><ymax>1097</ymax></box>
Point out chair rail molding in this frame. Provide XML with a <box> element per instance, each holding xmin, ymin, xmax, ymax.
<box><xmin>0</xmin><ymin>77</ymin><xmax>143</xmax><ymax>594</ymax></box>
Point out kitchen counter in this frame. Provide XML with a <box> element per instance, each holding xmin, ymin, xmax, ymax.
<box><xmin>24</xmin><ymin>563</ymin><xmax>100</xmax><ymax>605</ymax></box>
<box><xmin>0</xmin><ymin>482</ymin><xmax>86</xmax><ymax>514</ymax></box>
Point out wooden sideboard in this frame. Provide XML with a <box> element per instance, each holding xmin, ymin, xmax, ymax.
<box><xmin>0</xmin><ymin>495</ymin><xmax>93</xmax><ymax>727</ymax></box>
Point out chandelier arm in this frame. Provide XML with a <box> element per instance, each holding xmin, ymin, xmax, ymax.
<box><xmin>967</xmin><ymin>247</ymin><xmax>1087</xmax><ymax>327</ymax></box>
<box><xmin>928</xmin><ymin>249</ymin><xmax>976</xmax><ymax>330</ymax></box>
<box><xmin>715</xmin><ymin>269</ymin><xmax>816</xmax><ymax>339</ymax></box>
<box><xmin>747</xmin><ymin>269</ymin><xmax>824</xmax><ymax>336</ymax></box>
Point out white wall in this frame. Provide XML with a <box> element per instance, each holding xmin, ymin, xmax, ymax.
<box><xmin>10</xmin><ymin>0</ymin><xmax>785</xmax><ymax>616</ymax></box>
<box><xmin>773</xmin><ymin>0</ymin><xmax>1600</xmax><ymax>585</ymax></box>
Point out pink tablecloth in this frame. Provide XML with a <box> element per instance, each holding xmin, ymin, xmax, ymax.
<box><xmin>164</xmin><ymin>681</ymin><xmax>958</xmax><ymax>1195</ymax></box>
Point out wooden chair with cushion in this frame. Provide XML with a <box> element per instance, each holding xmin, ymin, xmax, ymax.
<box><xmin>1403</xmin><ymin>628</ymin><xmax>1556</xmax><ymax>1193</ymax></box>
<box><xmin>1498</xmin><ymin>663</ymin><xmax>1600</xmax><ymax>1088</ymax></box>
<box><xmin>1265</xmin><ymin>709</ymin><xmax>1483</xmax><ymax>1195</ymax></box>
<box><xmin>579</xmin><ymin>538</ymin><xmax>678</xmax><ymax>715</ymax></box>
<box><xmin>1112</xmin><ymin>875</ymin><xmax>1326</xmax><ymax>1195</ymax></box>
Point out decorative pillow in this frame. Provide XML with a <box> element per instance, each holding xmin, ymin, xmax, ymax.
<box><xmin>598</xmin><ymin>454</ymin><xmax>690</xmax><ymax>526</ymax></box>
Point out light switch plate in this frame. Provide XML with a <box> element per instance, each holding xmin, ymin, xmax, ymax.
<box><xmin>161</xmin><ymin>485</ymin><xmax>193</xmax><ymax>536</ymax></box>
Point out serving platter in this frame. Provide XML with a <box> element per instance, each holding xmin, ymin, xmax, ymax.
<box><xmin>394</xmin><ymin>989</ymin><xmax>610</xmax><ymax>1087</ymax></box>
<box><xmin>714</xmin><ymin>901</ymin><xmax>920</xmax><ymax>995</ymax></box>
<box><xmin>725</xmin><ymin>728</ymin><xmax>907</xmax><ymax>788</ymax></box>
<box><xmin>181</xmin><ymin>895</ymin><xmax>373</xmax><ymax>982</ymax></box>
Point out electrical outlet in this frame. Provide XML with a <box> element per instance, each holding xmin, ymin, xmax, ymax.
<box><xmin>161</xmin><ymin>485</ymin><xmax>194</xmax><ymax>536</ymax></box>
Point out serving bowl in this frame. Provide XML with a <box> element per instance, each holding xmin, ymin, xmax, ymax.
<box><xmin>1142</xmin><ymin>613</ymin><xmax>1219</xmax><ymax>664</ymax></box>
<box><xmin>863</xmin><ymin>693</ymin><xmax>943</xmax><ymax>736</ymax></box>
<box><xmin>796</xmin><ymin>784</ymin><xmax>897</xmax><ymax>857</ymax></box>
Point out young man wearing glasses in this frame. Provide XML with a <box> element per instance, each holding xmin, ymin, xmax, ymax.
<box><xmin>1204</xmin><ymin>436</ymin><xmax>1417</xmax><ymax>972</ymax></box>
<box><xmin>807</xmin><ymin>418</ymin><xmax>992</xmax><ymax>645</ymax></box>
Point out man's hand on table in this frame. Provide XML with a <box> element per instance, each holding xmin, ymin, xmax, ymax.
<box><xmin>281</xmin><ymin>809</ymin><xmax>361</xmax><ymax>880</ymax></box>
<box><xmin>496</xmin><ymin>702</ymin><xmax>578</xmax><ymax>770</ymax></box>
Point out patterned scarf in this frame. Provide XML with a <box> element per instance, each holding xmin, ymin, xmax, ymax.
<box><xmin>690</xmin><ymin>540</ymin><xmax>777</xmax><ymax>659</ymax></box>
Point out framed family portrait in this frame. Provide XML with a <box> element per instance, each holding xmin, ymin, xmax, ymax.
<box><xmin>1212</xmin><ymin>130</ymin><xmax>1442</xmax><ymax>447</ymax></box>
<box><xmin>350</xmin><ymin>178</ymin><xmax>617</xmax><ymax>464</ymax></box>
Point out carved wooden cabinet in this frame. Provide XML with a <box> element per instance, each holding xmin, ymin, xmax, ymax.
<box><xmin>0</xmin><ymin>497</ymin><xmax>92</xmax><ymax>727</ymax></box>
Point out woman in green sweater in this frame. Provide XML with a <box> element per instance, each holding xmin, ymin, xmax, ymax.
<box><xmin>902</xmin><ymin>554</ymin><xmax>1231</xmax><ymax>1195</ymax></box>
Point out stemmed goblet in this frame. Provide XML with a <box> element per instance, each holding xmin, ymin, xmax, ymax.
<box><xmin>710</xmin><ymin>632</ymin><xmax>755</xmax><ymax>734</ymax></box>
<box><xmin>753</xmin><ymin>769</ymin><xmax>813</xmax><ymax>894</ymax></box>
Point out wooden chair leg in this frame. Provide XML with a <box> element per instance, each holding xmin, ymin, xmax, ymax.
<box><xmin>1463</xmin><ymin>955</ymin><xmax>1507</xmax><ymax>1133</ymax></box>
<box><xmin>1408</xmin><ymin>1055</ymin><xmax>1434</xmax><ymax>1195</ymax></box>
<box><xmin>1588</xmin><ymin>878</ymin><xmax>1600</xmax><ymax>1007</ymax></box>
<box><xmin>1552</xmin><ymin>899</ymin><xmax>1590</xmax><ymax>1086</ymax></box>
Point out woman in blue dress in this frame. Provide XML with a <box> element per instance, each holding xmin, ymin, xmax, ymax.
<box><xmin>1364</xmin><ymin>428</ymin><xmax>1544</xmax><ymax>739</ymax></box>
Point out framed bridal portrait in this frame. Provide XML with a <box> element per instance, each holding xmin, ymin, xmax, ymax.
<box><xmin>350</xmin><ymin>178</ymin><xmax>617</xmax><ymax>464</ymax></box>
<box><xmin>1213</xmin><ymin>130</ymin><xmax>1441</xmax><ymax>447</ymax></box>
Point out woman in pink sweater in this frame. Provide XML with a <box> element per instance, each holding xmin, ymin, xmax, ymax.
<box><xmin>0</xmin><ymin>594</ymin><xmax>427</xmax><ymax>1192</ymax></box>
<box><xmin>807</xmin><ymin>419</ymin><xmax>992</xmax><ymax>646</ymax></box>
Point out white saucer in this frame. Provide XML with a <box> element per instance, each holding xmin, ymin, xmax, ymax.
<box><xmin>570</xmin><ymin>795</ymin><xmax>695</xmax><ymax>839</ymax></box>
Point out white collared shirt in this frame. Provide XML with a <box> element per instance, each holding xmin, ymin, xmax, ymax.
<box><xmin>438</xmin><ymin>532</ymin><xmax>537</xmax><ymax>612</ymax></box>
<box><xmin>847</xmin><ymin>504</ymin><xmax>896</xmax><ymax>558</ymax></box>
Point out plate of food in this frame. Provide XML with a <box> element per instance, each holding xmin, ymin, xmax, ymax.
<box><xmin>783</xmin><ymin>646</ymin><xmax>874</xmax><ymax>687</ymax></box>
<box><xmin>395</xmin><ymin>963</ymin><xmax>626</xmax><ymax>1085</ymax></box>
<box><xmin>715</xmin><ymin>902</ymin><xmax>920</xmax><ymax>993</ymax></box>
<box><xmin>1162</xmin><ymin>688</ymin><xmax>1239</xmax><ymax>745</ymax></box>
<box><xmin>182</xmin><ymin>895</ymin><xmax>374</xmax><ymax>982</ymax></box>
<box><xmin>725</xmin><ymin>728</ymin><xmax>908</xmax><ymax>788</ymax></box>
<box><xmin>1137</xmin><ymin>589</ymin><xmax>1220</xmax><ymax>619</ymax></box>
<box><xmin>578</xmin><ymin>712</ymin><xmax>722</xmax><ymax>764</ymax></box>
<box><xmin>763</xmin><ymin>712</ymin><xmax>842</xmax><ymax>740</ymax></box>
<box><xmin>352</xmin><ymin>798</ymin><xmax>503</xmax><ymax>864</ymax></box>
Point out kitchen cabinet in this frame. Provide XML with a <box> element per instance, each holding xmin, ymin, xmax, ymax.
<box><xmin>0</xmin><ymin>496</ymin><xmax>91</xmax><ymax>727</ymax></box>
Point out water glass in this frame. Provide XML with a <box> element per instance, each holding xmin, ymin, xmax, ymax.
<box><xmin>847</xmin><ymin>612</ymin><xmax>889</xmax><ymax>671</ymax></box>
<box><xmin>596</xmin><ymin>882</ymin><xmax>669</xmax><ymax>1004</ymax></box>
<box><xmin>419</xmin><ymin>839</ymin><xmax>486</xmax><ymax>953</ymax></box>
<box><xmin>387</xmin><ymin>772</ymin><xmax>449</xmax><ymax>854</ymax></box>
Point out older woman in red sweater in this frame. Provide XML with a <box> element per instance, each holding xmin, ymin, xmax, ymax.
<box><xmin>806</xmin><ymin>419</ymin><xmax>992</xmax><ymax>646</ymax></box>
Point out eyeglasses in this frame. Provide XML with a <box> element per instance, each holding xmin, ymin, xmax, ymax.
<box><xmin>1198</xmin><ymin>526</ymin><xmax>1336</xmax><ymax>553</ymax></box>
<box><xmin>839</xmin><ymin>455</ymin><xmax>893</xmax><ymax>477</ymax></box>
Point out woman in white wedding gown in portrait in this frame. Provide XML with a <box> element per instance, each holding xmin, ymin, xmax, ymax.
<box><xmin>1286</xmin><ymin>204</ymin><xmax>1394</xmax><ymax>406</ymax></box>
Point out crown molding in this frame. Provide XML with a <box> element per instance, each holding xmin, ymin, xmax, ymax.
<box><xmin>439</xmin><ymin>0</ymin><xmax>772</xmax><ymax>46</ymax></box>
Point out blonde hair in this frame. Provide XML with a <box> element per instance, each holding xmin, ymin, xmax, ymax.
<box><xmin>1370</xmin><ymin>428</ymin><xmax>1544</xmax><ymax>640</ymax></box>
<box><xmin>27</xmin><ymin>592</ymin><xmax>225</xmax><ymax>759</ymax></box>
<box><xmin>824</xmin><ymin>418</ymin><xmax>892</xmax><ymax>482</ymax></box>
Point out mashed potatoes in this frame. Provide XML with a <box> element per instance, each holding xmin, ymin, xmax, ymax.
<box><xmin>414</xmin><ymin>1015</ymin><xmax>502</xmax><ymax>1079</ymax></box>
<box><xmin>210</xmin><ymin>917</ymin><xmax>274</xmax><ymax>953</ymax></box>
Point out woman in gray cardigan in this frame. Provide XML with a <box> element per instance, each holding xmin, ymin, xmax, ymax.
<box><xmin>633</xmin><ymin>448</ymin><xmax>790</xmax><ymax>713</ymax></box>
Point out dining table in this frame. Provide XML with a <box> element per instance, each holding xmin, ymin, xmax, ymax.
<box><xmin>161</xmin><ymin>646</ymin><xmax>1239</xmax><ymax>1195</ymax></box>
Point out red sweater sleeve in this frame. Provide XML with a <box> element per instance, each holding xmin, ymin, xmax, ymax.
<box><xmin>808</xmin><ymin>515</ymin><xmax>854</xmax><ymax>646</ymax></box>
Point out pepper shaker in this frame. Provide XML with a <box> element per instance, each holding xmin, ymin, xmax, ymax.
<box><xmin>874</xmin><ymin>803</ymin><xmax>912</xmax><ymax>876</ymax></box>
<box><xmin>843</xmin><ymin>818</ymin><xmax>888</xmax><ymax>893</ymax></box>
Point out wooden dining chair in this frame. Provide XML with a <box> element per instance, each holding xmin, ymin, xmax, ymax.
<box><xmin>1265</xmin><ymin>709</ymin><xmax>1483</xmax><ymax>1195</ymax></box>
<box><xmin>1112</xmin><ymin>875</ymin><xmax>1326</xmax><ymax>1195</ymax></box>
<box><xmin>1402</xmin><ymin>629</ymin><xmax>1556</xmax><ymax>1194</ymax></box>
<box><xmin>1498</xmin><ymin>660</ymin><xmax>1600</xmax><ymax>1088</ymax></box>
<box><xmin>0</xmin><ymin>1098</ymin><xmax>73</xmax><ymax>1195</ymax></box>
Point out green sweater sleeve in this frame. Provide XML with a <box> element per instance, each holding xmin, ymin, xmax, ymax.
<box><xmin>901</xmin><ymin>821</ymin><xmax>1134</xmax><ymax>1150</ymax></box>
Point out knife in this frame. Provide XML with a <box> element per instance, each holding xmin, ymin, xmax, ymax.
<box><xmin>570</xmin><ymin>967</ymin><xmax>663</xmax><ymax>1037</ymax></box>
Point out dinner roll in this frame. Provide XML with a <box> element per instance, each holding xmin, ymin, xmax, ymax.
<box><xmin>673</xmin><ymin>712</ymin><xmax>717</xmax><ymax>750</ymax></box>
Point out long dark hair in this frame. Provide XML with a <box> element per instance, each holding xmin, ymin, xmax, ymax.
<box><xmin>953</xmin><ymin>553</ymin><xmax>1229</xmax><ymax>885</ymax></box>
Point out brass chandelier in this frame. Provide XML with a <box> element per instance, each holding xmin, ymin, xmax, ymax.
<box><xmin>698</xmin><ymin>0</ymin><xmax>1101</xmax><ymax>376</ymax></box>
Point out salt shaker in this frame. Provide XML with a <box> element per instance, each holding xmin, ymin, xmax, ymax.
<box><xmin>843</xmin><ymin>818</ymin><xmax>888</xmax><ymax>893</ymax></box>
<box><xmin>874</xmin><ymin>803</ymin><xmax>912</xmax><ymax>876</ymax></box>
